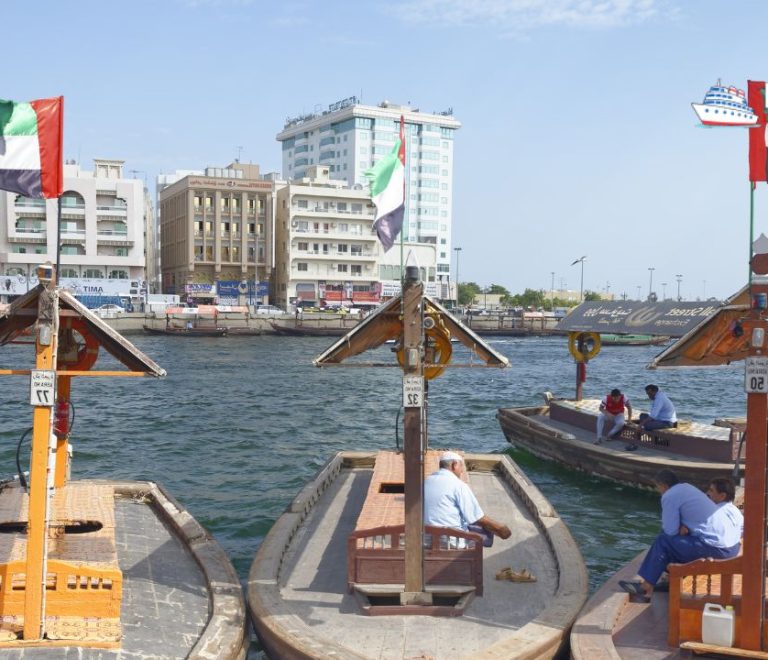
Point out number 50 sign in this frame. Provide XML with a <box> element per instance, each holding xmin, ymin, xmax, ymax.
<box><xmin>30</xmin><ymin>370</ymin><xmax>55</xmax><ymax>406</ymax></box>
<box><xmin>745</xmin><ymin>356</ymin><xmax>768</xmax><ymax>393</ymax></box>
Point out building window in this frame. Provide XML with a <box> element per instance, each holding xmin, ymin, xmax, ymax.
<box><xmin>351</xmin><ymin>265</ymin><xmax>362</xmax><ymax>275</ymax></box>
<box><xmin>338</xmin><ymin>243</ymin><xmax>348</xmax><ymax>253</ymax></box>
<box><xmin>297</xmin><ymin>262</ymin><xmax>308</xmax><ymax>272</ymax></box>
<box><xmin>337</xmin><ymin>264</ymin><xmax>348</xmax><ymax>273</ymax></box>
<box><xmin>297</xmin><ymin>199</ymin><xmax>308</xmax><ymax>208</ymax></box>
<box><xmin>84</xmin><ymin>269</ymin><xmax>104</xmax><ymax>278</ymax></box>
<box><xmin>116</xmin><ymin>247</ymin><xmax>128</xmax><ymax>256</ymax></box>
<box><xmin>60</xmin><ymin>268</ymin><xmax>78</xmax><ymax>278</ymax></box>
<box><xmin>298</xmin><ymin>242</ymin><xmax>308</xmax><ymax>250</ymax></box>
<box><xmin>109</xmin><ymin>270</ymin><xmax>128</xmax><ymax>279</ymax></box>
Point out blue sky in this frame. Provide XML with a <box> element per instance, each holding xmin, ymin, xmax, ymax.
<box><xmin>5</xmin><ymin>0</ymin><xmax>768</xmax><ymax>300</ymax></box>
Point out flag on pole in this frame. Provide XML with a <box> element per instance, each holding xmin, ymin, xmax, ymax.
<box><xmin>748</xmin><ymin>81</ymin><xmax>767</xmax><ymax>184</ymax></box>
<box><xmin>0</xmin><ymin>96</ymin><xmax>63</xmax><ymax>198</ymax></box>
<box><xmin>365</xmin><ymin>116</ymin><xmax>405</xmax><ymax>251</ymax></box>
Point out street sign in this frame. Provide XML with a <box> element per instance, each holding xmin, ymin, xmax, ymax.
<box><xmin>403</xmin><ymin>375</ymin><xmax>424</xmax><ymax>408</ymax></box>
<box><xmin>30</xmin><ymin>369</ymin><xmax>55</xmax><ymax>406</ymax></box>
<box><xmin>745</xmin><ymin>356</ymin><xmax>768</xmax><ymax>393</ymax></box>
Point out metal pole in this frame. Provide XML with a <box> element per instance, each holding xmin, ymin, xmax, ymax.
<box><xmin>676</xmin><ymin>274</ymin><xmax>682</xmax><ymax>301</ymax></box>
<box><xmin>648</xmin><ymin>267</ymin><xmax>655</xmax><ymax>299</ymax></box>
<box><xmin>662</xmin><ymin>282</ymin><xmax>667</xmax><ymax>300</ymax></box>
<box><xmin>453</xmin><ymin>247</ymin><xmax>462</xmax><ymax>308</ymax></box>
<box><xmin>580</xmin><ymin>260</ymin><xmax>584</xmax><ymax>303</ymax></box>
<box><xmin>550</xmin><ymin>271</ymin><xmax>555</xmax><ymax>309</ymax></box>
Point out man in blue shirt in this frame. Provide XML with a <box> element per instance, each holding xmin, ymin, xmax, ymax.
<box><xmin>626</xmin><ymin>384</ymin><xmax>677</xmax><ymax>451</ymax></box>
<box><xmin>619</xmin><ymin>469</ymin><xmax>742</xmax><ymax>599</ymax></box>
<box><xmin>424</xmin><ymin>451</ymin><xmax>511</xmax><ymax>544</ymax></box>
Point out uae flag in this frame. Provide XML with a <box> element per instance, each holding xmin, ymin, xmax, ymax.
<box><xmin>748</xmin><ymin>81</ymin><xmax>768</xmax><ymax>183</ymax></box>
<box><xmin>0</xmin><ymin>96</ymin><xmax>63</xmax><ymax>198</ymax></box>
<box><xmin>365</xmin><ymin>116</ymin><xmax>405</xmax><ymax>251</ymax></box>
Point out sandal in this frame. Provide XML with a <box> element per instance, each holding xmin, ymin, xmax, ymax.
<box><xmin>618</xmin><ymin>580</ymin><xmax>649</xmax><ymax>598</ymax></box>
<box><xmin>496</xmin><ymin>567</ymin><xmax>537</xmax><ymax>583</ymax></box>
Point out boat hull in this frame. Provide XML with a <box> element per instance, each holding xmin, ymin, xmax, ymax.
<box><xmin>248</xmin><ymin>450</ymin><xmax>587</xmax><ymax>659</ymax></box>
<box><xmin>497</xmin><ymin>404</ymin><xmax>742</xmax><ymax>491</ymax></box>
<box><xmin>691</xmin><ymin>102</ymin><xmax>758</xmax><ymax>126</ymax></box>
<box><xmin>142</xmin><ymin>325</ymin><xmax>228</xmax><ymax>337</ymax></box>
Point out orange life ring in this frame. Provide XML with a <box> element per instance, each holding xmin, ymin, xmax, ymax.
<box><xmin>396</xmin><ymin>314</ymin><xmax>453</xmax><ymax>380</ymax></box>
<box><xmin>58</xmin><ymin>317</ymin><xmax>99</xmax><ymax>371</ymax></box>
<box><xmin>567</xmin><ymin>331</ymin><xmax>601</xmax><ymax>363</ymax></box>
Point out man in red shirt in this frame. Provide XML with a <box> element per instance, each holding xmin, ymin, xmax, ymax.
<box><xmin>595</xmin><ymin>388</ymin><xmax>633</xmax><ymax>444</ymax></box>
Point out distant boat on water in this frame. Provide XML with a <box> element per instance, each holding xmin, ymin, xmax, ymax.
<box><xmin>692</xmin><ymin>80</ymin><xmax>759</xmax><ymax>126</ymax></box>
<box><xmin>600</xmin><ymin>334</ymin><xmax>669</xmax><ymax>347</ymax></box>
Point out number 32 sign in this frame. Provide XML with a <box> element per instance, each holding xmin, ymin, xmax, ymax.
<box><xmin>745</xmin><ymin>356</ymin><xmax>768</xmax><ymax>393</ymax></box>
<box><xmin>30</xmin><ymin>370</ymin><xmax>55</xmax><ymax>406</ymax></box>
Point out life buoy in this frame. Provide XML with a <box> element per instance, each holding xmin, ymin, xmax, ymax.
<box><xmin>568</xmin><ymin>331</ymin><xmax>601</xmax><ymax>363</ymax></box>
<box><xmin>58</xmin><ymin>318</ymin><xmax>99</xmax><ymax>371</ymax></box>
<box><xmin>237</xmin><ymin>281</ymin><xmax>248</xmax><ymax>294</ymax></box>
<box><xmin>396</xmin><ymin>310</ymin><xmax>452</xmax><ymax>380</ymax></box>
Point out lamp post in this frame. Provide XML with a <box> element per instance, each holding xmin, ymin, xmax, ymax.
<box><xmin>648</xmin><ymin>267</ymin><xmax>655</xmax><ymax>300</ymax></box>
<box><xmin>676</xmin><ymin>274</ymin><xmax>683</xmax><ymax>301</ymax></box>
<box><xmin>483</xmin><ymin>286</ymin><xmax>488</xmax><ymax>311</ymax></box>
<box><xmin>636</xmin><ymin>285</ymin><xmax>642</xmax><ymax>300</ymax></box>
<box><xmin>661</xmin><ymin>282</ymin><xmax>667</xmax><ymax>300</ymax></box>
<box><xmin>550</xmin><ymin>271</ymin><xmax>555</xmax><ymax>309</ymax></box>
<box><xmin>570</xmin><ymin>255</ymin><xmax>587</xmax><ymax>303</ymax></box>
<box><xmin>453</xmin><ymin>247</ymin><xmax>462</xmax><ymax>308</ymax></box>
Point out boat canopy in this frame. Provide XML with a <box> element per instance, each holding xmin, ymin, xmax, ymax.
<box><xmin>558</xmin><ymin>300</ymin><xmax>722</xmax><ymax>337</ymax></box>
<box><xmin>314</xmin><ymin>294</ymin><xmax>509</xmax><ymax>368</ymax></box>
<box><xmin>649</xmin><ymin>287</ymin><xmax>750</xmax><ymax>368</ymax></box>
<box><xmin>0</xmin><ymin>285</ymin><xmax>166</xmax><ymax>376</ymax></box>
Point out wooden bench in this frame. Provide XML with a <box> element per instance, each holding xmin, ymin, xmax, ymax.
<box><xmin>667</xmin><ymin>552</ymin><xmax>768</xmax><ymax>648</ymax></box>
<box><xmin>347</xmin><ymin>450</ymin><xmax>484</xmax><ymax>596</ymax></box>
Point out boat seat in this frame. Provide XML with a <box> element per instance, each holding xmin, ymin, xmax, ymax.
<box><xmin>348</xmin><ymin>450</ymin><xmax>484</xmax><ymax>596</ymax></box>
<box><xmin>667</xmin><ymin>546</ymin><xmax>768</xmax><ymax>648</ymax></box>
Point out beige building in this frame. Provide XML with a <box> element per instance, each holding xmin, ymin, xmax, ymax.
<box><xmin>274</xmin><ymin>165</ymin><xmax>380</xmax><ymax>309</ymax></box>
<box><xmin>0</xmin><ymin>158</ymin><xmax>148</xmax><ymax>304</ymax></box>
<box><xmin>158</xmin><ymin>163</ymin><xmax>274</xmax><ymax>304</ymax></box>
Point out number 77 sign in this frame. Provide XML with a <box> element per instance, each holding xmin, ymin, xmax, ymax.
<box><xmin>30</xmin><ymin>369</ymin><xmax>56</xmax><ymax>406</ymax></box>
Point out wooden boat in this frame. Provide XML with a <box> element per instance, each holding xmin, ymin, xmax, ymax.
<box><xmin>599</xmin><ymin>333</ymin><xmax>670</xmax><ymax>346</ymax></box>
<box><xmin>269</xmin><ymin>320</ymin><xmax>350</xmax><ymax>336</ymax></box>
<box><xmin>0</xmin><ymin>270</ymin><xmax>247</xmax><ymax>656</ymax></box>
<box><xmin>142</xmin><ymin>324</ymin><xmax>228</xmax><ymax>337</ymax></box>
<box><xmin>497</xmin><ymin>398</ymin><xmax>744</xmax><ymax>491</ymax></box>
<box><xmin>248</xmin><ymin>268</ymin><xmax>588</xmax><ymax>659</ymax></box>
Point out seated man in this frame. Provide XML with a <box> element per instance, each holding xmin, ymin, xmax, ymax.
<box><xmin>626</xmin><ymin>384</ymin><xmax>677</xmax><ymax>451</ymax></box>
<box><xmin>706</xmin><ymin>477</ymin><xmax>744</xmax><ymax>543</ymax></box>
<box><xmin>424</xmin><ymin>451</ymin><xmax>511</xmax><ymax>547</ymax></box>
<box><xmin>619</xmin><ymin>469</ymin><xmax>742</xmax><ymax>599</ymax></box>
<box><xmin>595</xmin><ymin>388</ymin><xmax>632</xmax><ymax>444</ymax></box>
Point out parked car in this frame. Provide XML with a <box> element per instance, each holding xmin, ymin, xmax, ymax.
<box><xmin>95</xmin><ymin>304</ymin><xmax>125</xmax><ymax>318</ymax></box>
<box><xmin>255</xmin><ymin>304</ymin><xmax>284</xmax><ymax>315</ymax></box>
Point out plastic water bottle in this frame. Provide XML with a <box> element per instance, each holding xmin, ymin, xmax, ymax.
<box><xmin>701</xmin><ymin>603</ymin><xmax>735</xmax><ymax>647</ymax></box>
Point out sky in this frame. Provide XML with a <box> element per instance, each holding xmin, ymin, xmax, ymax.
<box><xmin>5</xmin><ymin>0</ymin><xmax>768</xmax><ymax>301</ymax></box>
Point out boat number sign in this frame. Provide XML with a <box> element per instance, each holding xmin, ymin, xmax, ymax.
<box><xmin>30</xmin><ymin>369</ymin><xmax>55</xmax><ymax>407</ymax></box>
<box><xmin>745</xmin><ymin>356</ymin><xmax>768</xmax><ymax>393</ymax></box>
<box><xmin>403</xmin><ymin>375</ymin><xmax>424</xmax><ymax>408</ymax></box>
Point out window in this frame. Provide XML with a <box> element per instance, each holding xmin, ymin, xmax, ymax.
<box><xmin>221</xmin><ymin>246</ymin><xmax>230</xmax><ymax>260</ymax></box>
<box><xmin>60</xmin><ymin>268</ymin><xmax>78</xmax><ymax>278</ymax></box>
<box><xmin>297</xmin><ymin>199</ymin><xmax>308</xmax><ymax>208</ymax></box>
<box><xmin>351</xmin><ymin>265</ymin><xmax>362</xmax><ymax>275</ymax></box>
<box><xmin>298</xmin><ymin>242</ymin><xmax>308</xmax><ymax>251</ymax></box>
<box><xmin>297</xmin><ymin>263</ymin><xmax>308</xmax><ymax>272</ymax></box>
<box><xmin>233</xmin><ymin>246</ymin><xmax>240</xmax><ymax>261</ymax></box>
<box><xmin>205</xmin><ymin>221</ymin><xmax>213</xmax><ymax>234</ymax></box>
<box><xmin>13</xmin><ymin>246</ymin><xmax>26</xmax><ymax>254</ymax></box>
<box><xmin>337</xmin><ymin>264</ymin><xmax>348</xmax><ymax>273</ymax></box>
<box><xmin>109</xmin><ymin>270</ymin><xmax>128</xmax><ymax>279</ymax></box>
<box><xmin>84</xmin><ymin>269</ymin><xmax>104</xmax><ymax>278</ymax></box>
<box><xmin>116</xmin><ymin>247</ymin><xmax>128</xmax><ymax>256</ymax></box>
<box><xmin>351</xmin><ymin>203</ymin><xmax>362</xmax><ymax>214</ymax></box>
<box><xmin>337</xmin><ymin>202</ymin><xmax>347</xmax><ymax>212</ymax></box>
<box><xmin>338</xmin><ymin>243</ymin><xmax>348</xmax><ymax>253</ymax></box>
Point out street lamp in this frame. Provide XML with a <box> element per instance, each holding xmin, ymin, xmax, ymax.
<box><xmin>648</xmin><ymin>267</ymin><xmax>655</xmax><ymax>300</ymax></box>
<box><xmin>570</xmin><ymin>255</ymin><xmax>587</xmax><ymax>303</ymax></box>
<box><xmin>661</xmin><ymin>282</ymin><xmax>667</xmax><ymax>300</ymax></box>
<box><xmin>550</xmin><ymin>271</ymin><xmax>555</xmax><ymax>310</ymax></box>
<box><xmin>636</xmin><ymin>285</ymin><xmax>642</xmax><ymax>300</ymax></box>
<box><xmin>453</xmin><ymin>247</ymin><xmax>462</xmax><ymax>308</ymax></box>
<box><xmin>676</xmin><ymin>274</ymin><xmax>683</xmax><ymax>301</ymax></box>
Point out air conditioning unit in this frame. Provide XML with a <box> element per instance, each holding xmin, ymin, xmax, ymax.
<box><xmin>331</xmin><ymin>223</ymin><xmax>337</xmax><ymax>228</ymax></box>
<box><xmin>291</xmin><ymin>220</ymin><xmax>298</xmax><ymax>228</ymax></box>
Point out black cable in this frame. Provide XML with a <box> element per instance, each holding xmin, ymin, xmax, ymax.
<box><xmin>732</xmin><ymin>430</ymin><xmax>746</xmax><ymax>481</ymax></box>
<box><xmin>395</xmin><ymin>406</ymin><xmax>401</xmax><ymax>451</ymax></box>
<box><xmin>15</xmin><ymin>427</ymin><xmax>32</xmax><ymax>492</ymax></box>
<box><xmin>68</xmin><ymin>400</ymin><xmax>76</xmax><ymax>437</ymax></box>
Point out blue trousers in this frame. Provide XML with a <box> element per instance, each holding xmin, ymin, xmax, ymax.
<box><xmin>638</xmin><ymin>533</ymin><xmax>741</xmax><ymax>585</ymax></box>
<box><xmin>638</xmin><ymin>413</ymin><xmax>674</xmax><ymax>431</ymax></box>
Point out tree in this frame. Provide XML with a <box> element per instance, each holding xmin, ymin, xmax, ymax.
<box><xmin>458</xmin><ymin>282</ymin><xmax>480</xmax><ymax>306</ymax></box>
<box><xmin>584</xmin><ymin>290</ymin><xmax>602</xmax><ymax>301</ymax></box>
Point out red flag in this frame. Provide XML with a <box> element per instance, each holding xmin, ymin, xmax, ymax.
<box><xmin>748</xmin><ymin>81</ymin><xmax>767</xmax><ymax>183</ymax></box>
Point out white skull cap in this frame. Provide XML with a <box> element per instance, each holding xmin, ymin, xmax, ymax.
<box><xmin>441</xmin><ymin>451</ymin><xmax>463</xmax><ymax>463</ymax></box>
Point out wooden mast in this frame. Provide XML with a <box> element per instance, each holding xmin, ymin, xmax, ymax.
<box><xmin>400</xmin><ymin>265</ymin><xmax>430</xmax><ymax>606</ymax></box>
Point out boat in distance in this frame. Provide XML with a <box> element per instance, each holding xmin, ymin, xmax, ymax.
<box><xmin>248</xmin><ymin>273</ymin><xmax>587</xmax><ymax>659</ymax></box>
<box><xmin>599</xmin><ymin>333</ymin><xmax>670</xmax><ymax>347</ymax></box>
<box><xmin>497</xmin><ymin>397</ymin><xmax>744</xmax><ymax>491</ymax></box>
<box><xmin>691</xmin><ymin>80</ymin><xmax>759</xmax><ymax>126</ymax></box>
<box><xmin>0</xmin><ymin>275</ymin><xmax>247</xmax><ymax>656</ymax></box>
<box><xmin>142</xmin><ymin>324</ymin><xmax>229</xmax><ymax>337</ymax></box>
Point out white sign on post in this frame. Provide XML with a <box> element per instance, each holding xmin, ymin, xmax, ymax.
<box><xmin>745</xmin><ymin>356</ymin><xmax>768</xmax><ymax>393</ymax></box>
<box><xmin>30</xmin><ymin>369</ymin><xmax>55</xmax><ymax>406</ymax></box>
<box><xmin>403</xmin><ymin>375</ymin><xmax>424</xmax><ymax>408</ymax></box>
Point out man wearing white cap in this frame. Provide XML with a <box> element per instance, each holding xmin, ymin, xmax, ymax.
<box><xmin>424</xmin><ymin>451</ymin><xmax>511</xmax><ymax>545</ymax></box>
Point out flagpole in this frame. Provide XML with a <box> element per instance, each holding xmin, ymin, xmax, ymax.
<box><xmin>749</xmin><ymin>182</ymin><xmax>755</xmax><ymax>288</ymax></box>
<box><xmin>399</xmin><ymin>115</ymin><xmax>405</xmax><ymax>291</ymax></box>
<box><xmin>56</xmin><ymin>196</ymin><xmax>62</xmax><ymax>282</ymax></box>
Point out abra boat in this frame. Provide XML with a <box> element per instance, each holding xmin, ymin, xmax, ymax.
<box><xmin>248</xmin><ymin>268</ymin><xmax>588</xmax><ymax>659</ymax></box>
<box><xmin>142</xmin><ymin>324</ymin><xmax>228</xmax><ymax>337</ymax></box>
<box><xmin>691</xmin><ymin>79</ymin><xmax>759</xmax><ymax>127</ymax></box>
<box><xmin>497</xmin><ymin>397</ymin><xmax>743</xmax><ymax>491</ymax></box>
<box><xmin>0</xmin><ymin>266</ymin><xmax>247</xmax><ymax>656</ymax></box>
<box><xmin>600</xmin><ymin>333</ymin><xmax>669</xmax><ymax>346</ymax></box>
<box><xmin>269</xmin><ymin>320</ymin><xmax>351</xmax><ymax>336</ymax></box>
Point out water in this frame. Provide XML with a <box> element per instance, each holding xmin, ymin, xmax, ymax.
<box><xmin>0</xmin><ymin>336</ymin><xmax>746</xmax><ymax>594</ymax></box>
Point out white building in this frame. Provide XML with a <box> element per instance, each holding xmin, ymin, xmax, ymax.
<box><xmin>276</xmin><ymin>98</ymin><xmax>460</xmax><ymax>283</ymax></box>
<box><xmin>274</xmin><ymin>165</ymin><xmax>380</xmax><ymax>309</ymax></box>
<box><xmin>0</xmin><ymin>159</ymin><xmax>148</xmax><ymax>305</ymax></box>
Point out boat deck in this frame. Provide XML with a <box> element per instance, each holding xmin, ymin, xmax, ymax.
<box><xmin>265</xmin><ymin>459</ymin><xmax>575</xmax><ymax>659</ymax></box>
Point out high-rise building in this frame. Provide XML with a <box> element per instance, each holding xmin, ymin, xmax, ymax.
<box><xmin>0</xmin><ymin>159</ymin><xmax>149</xmax><ymax>306</ymax></box>
<box><xmin>157</xmin><ymin>163</ymin><xmax>274</xmax><ymax>305</ymax></box>
<box><xmin>276</xmin><ymin>98</ymin><xmax>460</xmax><ymax>280</ymax></box>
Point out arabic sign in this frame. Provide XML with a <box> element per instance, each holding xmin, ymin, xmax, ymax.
<box><xmin>557</xmin><ymin>301</ymin><xmax>721</xmax><ymax>337</ymax></box>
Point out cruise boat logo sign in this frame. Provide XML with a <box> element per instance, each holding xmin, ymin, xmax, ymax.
<box><xmin>691</xmin><ymin>80</ymin><xmax>760</xmax><ymax>128</ymax></box>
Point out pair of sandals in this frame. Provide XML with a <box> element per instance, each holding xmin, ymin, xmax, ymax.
<box><xmin>496</xmin><ymin>567</ymin><xmax>537</xmax><ymax>582</ymax></box>
<box><xmin>619</xmin><ymin>579</ymin><xmax>669</xmax><ymax>600</ymax></box>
